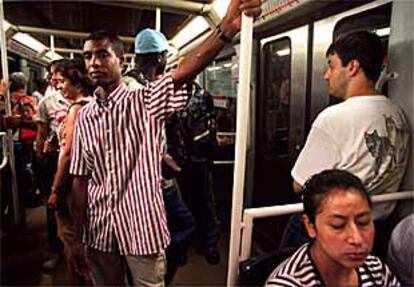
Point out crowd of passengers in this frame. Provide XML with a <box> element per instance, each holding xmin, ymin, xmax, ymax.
<box><xmin>0</xmin><ymin>0</ymin><xmax>413</xmax><ymax>285</ymax></box>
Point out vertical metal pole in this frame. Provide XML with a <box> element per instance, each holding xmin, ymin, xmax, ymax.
<box><xmin>156</xmin><ymin>8</ymin><xmax>161</xmax><ymax>32</ymax></box>
<box><xmin>227</xmin><ymin>13</ymin><xmax>253</xmax><ymax>287</ymax></box>
<box><xmin>0</xmin><ymin>0</ymin><xmax>21</xmax><ymax>227</ymax></box>
<box><xmin>50</xmin><ymin>34</ymin><xmax>55</xmax><ymax>60</ymax></box>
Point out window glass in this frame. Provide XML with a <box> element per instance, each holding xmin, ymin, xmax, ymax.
<box><xmin>260</xmin><ymin>37</ymin><xmax>291</xmax><ymax>158</ymax></box>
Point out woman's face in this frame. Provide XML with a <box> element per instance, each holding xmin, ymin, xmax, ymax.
<box><xmin>61</xmin><ymin>76</ymin><xmax>77</xmax><ymax>100</ymax></box>
<box><xmin>305</xmin><ymin>188</ymin><xmax>374</xmax><ymax>270</ymax></box>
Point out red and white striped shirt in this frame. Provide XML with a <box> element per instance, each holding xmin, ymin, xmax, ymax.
<box><xmin>69</xmin><ymin>73</ymin><xmax>188</xmax><ymax>255</ymax></box>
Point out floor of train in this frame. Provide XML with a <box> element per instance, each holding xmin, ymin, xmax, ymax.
<box><xmin>1</xmin><ymin>206</ymin><xmax>230</xmax><ymax>286</ymax></box>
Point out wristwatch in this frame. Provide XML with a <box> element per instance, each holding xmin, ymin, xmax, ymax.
<box><xmin>216</xmin><ymin>25</ymin><xmax>233</xmax><ymax>44</ymax></box>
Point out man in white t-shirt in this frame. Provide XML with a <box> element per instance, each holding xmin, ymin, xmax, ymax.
<box><xmin>280</xmin><ymin>31</ymin><xmax>410</xmax><ymax>259</ymax></box>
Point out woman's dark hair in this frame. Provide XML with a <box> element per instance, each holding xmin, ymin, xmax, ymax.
<box><xmin>54</xmin><ymin>59</ymin><xmax>94</xmax><ymax>96</ymax></box>
<box><xmin>302</xmin><ymin>170</ymin><xmax>372</xmax><ymax>224</ymax></box>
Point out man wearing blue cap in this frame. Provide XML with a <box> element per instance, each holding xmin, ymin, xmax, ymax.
<box><xmin>125</xmin><ymin>28</ymin><xmax>196</xmax><ymax>284</ymax></box>
<box><xmin>70</xmin><ymin>0</ymin><xmax>261</xmax><ymax>286</ymax></box>
<box><xmin>127</xmin><ymin>27</ymin><xmax>220</xmax><ymax>283</ymax></box>
<box><xmin>134</xmin><ymin>29</ymin><xmax>221</xmax><ymax>264</ymax></box>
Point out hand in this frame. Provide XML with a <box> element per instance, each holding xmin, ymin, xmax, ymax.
<box><xmin>47</xmin><ymin>191</ymin><xmax>59</xmax><ymax>209</ymax></box>
<box><xmin>44</xmin><ymin>138</ymin><xmax>59</xmax><ymax>153</ymax></box>
<box><xmin>163</xmin><ymin>153</ymin><xmax>182</xmax><ymax>172</ymax></box>
<box><xmin>69</xmin><ymin>241</ymin><xmax>89</xmax><ymax>277</ymax></box>
<box><xmin>3</xmin><ymin>115</ymin><xmax>22</xmax><ymax>129</ymax></box>
<box><xmin>223</xmin><ymin>0</ymin><xmax>262</xmax><ymax>31</ymax></box>
<box><xmin>0</xmin><ymin>79</ymin><xmax>8</xmax><ymax>95</ymax></box>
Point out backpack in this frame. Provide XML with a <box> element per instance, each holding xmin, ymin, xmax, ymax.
<box><xmin>180</xmin><ymin>82</ymin><xmax>217</xmax><ymax>161</ymax></box>
<box><xmin>122</xmin><ymin>70</ymin><xmax>217</xmax><ymax>164</ymax></box>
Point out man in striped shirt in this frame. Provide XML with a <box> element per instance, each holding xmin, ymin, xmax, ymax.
<box><xmin>69</xmin><ymin>0</ymin><xmax>262</xmax><ymax>285</ymax></box>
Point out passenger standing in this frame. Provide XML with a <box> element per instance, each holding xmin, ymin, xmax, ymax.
<box><xmin>0</xmin><ymin>73</ymin><xmax>38</xmax><ymax>206</ymax></box>
<box><xmin>280</xmin><ymin>31</ymin><xmax>410</xmax><ymax>259</ymax></box>
<box><xmin>36</xmin><ymin>59</ymin><xmax>71</xmax><ymax>270</ymax></box>
<box><xmin>69</xmin><ymin>1</ymin><xmax>262</xmax><ymax>285</ymax></box>
<box><xmin>46</xmin><ymin>59</ymin><xmax>92</xmax><ymax>285</ymax></box>
<box><xmin>126</xmin><ymin>28</ymin><xmax>195</xmax><ymax>285</ymax></box>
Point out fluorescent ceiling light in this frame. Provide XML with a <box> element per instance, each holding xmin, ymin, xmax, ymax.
<box><xmin>171</xmin><ymin>16</ymin><xmax>209</xmax><ymax>49</ymax></box>
<box><xmin>374</xmin><ymin>27</ymin><xmax>390</xmax><ymax>37</ymax></box>
<box><xmin>44</xmin><ymin>50</ymin><xmax>63</xmax><ymax>61</ymax></box>
<box><xmin>212</xmin><ymin>0</ymin><xmax>230</xmax><ymax>18</ymax></box>
<box><xmin>12</xmin><ymin>32</ymin><xmax>45</xmax><ymax>53</ymax></box>
<box><xmin>276</xmin><ymin>48</ymin><xmax>290</xmax><ymax>56</ymax></box>
<box><xmin>11</xmin><ymin>31</ymin><xmax>63</xmax><ymax>62</ymax></box>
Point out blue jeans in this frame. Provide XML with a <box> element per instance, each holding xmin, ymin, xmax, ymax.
<box><xmin>177</xmin><ymin>161</ymin><xmax>219</xmax><ymax>249</ymax></box>
<box><xmin>163</xmin><ymin>183</ymin><xmax>195</xmax><ymax>284</ymax></box>
<box><xmin>41</xmin><ymin>151</ymin><xmax>63</xmax><ymax>253</ymax></box>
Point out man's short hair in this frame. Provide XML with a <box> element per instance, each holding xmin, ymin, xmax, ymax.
<box><xmin>326</xmin><ymin>31</ymin><xmax>384</xmax><ymax>83</ymax></box>
<box><xmin>9</xmin><ymin>72</ymin><xmax>27</xmax><ymax>93</ymax></box>
<box><xmin>85</xmin><ymin>30</ymin><xmax>124</xmax><ymax>58</ymax></box>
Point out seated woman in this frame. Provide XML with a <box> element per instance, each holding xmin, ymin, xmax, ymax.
<box><xmin>266</xmin><ymin>170</ymin><xmax>400</xmax><ymax>287</ymax></box>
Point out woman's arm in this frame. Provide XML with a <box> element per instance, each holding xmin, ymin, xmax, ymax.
<box><xmin>48</xmin><ymin>105</ymin><xmax>82</xmax><ymax>207</ymax></box>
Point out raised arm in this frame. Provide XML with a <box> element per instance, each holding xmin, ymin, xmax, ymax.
<box><xmin>172</xmin><ymin>0</ymin><xmax>261</xmax><ymax>88</ymax></box>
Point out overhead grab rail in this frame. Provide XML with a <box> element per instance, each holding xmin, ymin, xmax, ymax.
<box><xmin>11</xmin><ymin>25</ymin><xmax>135</xmax><ymax>43</ymax></box>
<box><xmin>240</xmin><ymin>190</ymin><xmax>414</xmax><ymax>262</ymax></box>
<box><xmin>92</xmin><ymin>0</ymin><xmax>221</xmax><ymax>28</ymax></box>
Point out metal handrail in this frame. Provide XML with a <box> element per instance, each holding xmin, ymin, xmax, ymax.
<box><xmin>240</xmin><ymin>190</ymin><xmax>414</xmax><ymax>261</ymax></box>
<box><xmin>0</xmin><ymin>132</ymin><xmax>8</xmax><ymax>170</ymax></box>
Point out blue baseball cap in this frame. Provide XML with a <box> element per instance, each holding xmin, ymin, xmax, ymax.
<box><xmin>134</xmin><ymin>28</ymin><xmax>169</xmax><ymax>54</ymax></box>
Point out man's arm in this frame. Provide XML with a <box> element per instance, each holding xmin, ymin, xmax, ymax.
<box><xmin>35</xmin><ymin>122</ymin><xmax>48</xmax><ymax>159</ymax></box>
<box><xmin>172</xmin><ymin>0</ymin><xmax>261</xmax><ymax>88</ymax></box>
<box><xmin>72</xmin><ymin>175</ymin><xmax>88</xmax><ymax>242</ymax></box>
<box><xmin>70</xmin><ymin>175</ymin><xmax>89</xmax><ymax>276</ymax></box>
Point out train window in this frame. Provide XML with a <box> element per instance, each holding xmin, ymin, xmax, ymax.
<box><xmin>203</xmin><ymin>59</ymin><xmax>237</xmax><ymax>150</ymax></box>
<box><xmin>261</xmin><ymin>37</ymin><xmax>291</xmax><ymax>158</ymax></box>
<box><xmin>333</xmin><ymin>3</ymin><xmax>391</xmax><ymax>41</ymax></box>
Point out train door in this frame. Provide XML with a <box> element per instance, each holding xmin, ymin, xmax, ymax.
<box><xmin>311</xmin><ymin>0</ymin><xmax>392</xmax><ymax>122</ymax></box>
<box><xmin>251</xmin><ymin>25</ymin><xmax>308</xmax><ymax>250</ymax></box>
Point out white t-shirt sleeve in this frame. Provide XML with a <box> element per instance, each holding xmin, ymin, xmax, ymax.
<box><xmin>291</xmin><ymin>126</ymin><xmax>341</xmax><ymax>186</ymax></box>
<box><xmin>35</xmin><ymin>97</ymin><xmax>49</xmax><ymax>124</ymax></box>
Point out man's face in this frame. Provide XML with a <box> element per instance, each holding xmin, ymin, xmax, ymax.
<box><xmin>324</xmin><ymin>53</ymin><xmax>348</xmax><ymax>99</ymax></box>
<box><xmin>83</xmin><ymin>38</ymin><xmax>122</xmax><ymax>89</ymax></box>
<box><xmin>50</xmin><ymin>68</ymin><xmax>64</xmax><ymax>91</ymax></box>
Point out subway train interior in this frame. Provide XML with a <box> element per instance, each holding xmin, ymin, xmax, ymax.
<box><xmin>1</xmin><ymin>0</ymin><xmax>413</xmax><ymax>286</ymax></box>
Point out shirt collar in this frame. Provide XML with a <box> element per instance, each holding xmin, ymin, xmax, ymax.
<box><xmin>94</xmin><ymin>82</ymin><xmax>127</xmax><ymax>108</ymax></box>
